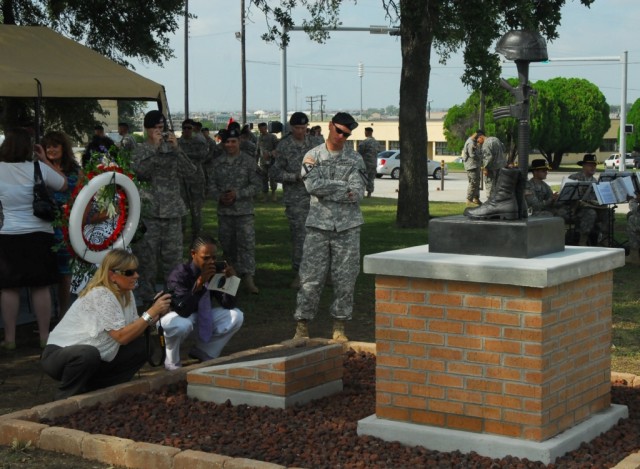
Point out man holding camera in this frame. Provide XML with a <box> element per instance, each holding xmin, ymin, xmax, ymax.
<box><xmin>160</xmin><ymin>235</ymin><xmax>244</xmax><ymax>369</ymax></box>
<box><xmin>131</xmin><ymin>110</ymin><xmax>197</xmax><ymax>307</ymax></box>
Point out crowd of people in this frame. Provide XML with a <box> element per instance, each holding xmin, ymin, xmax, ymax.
<box><xmin>0</xmin><ymin>110</ymin><xmax>369</xmax><ymax>399</ymax></box>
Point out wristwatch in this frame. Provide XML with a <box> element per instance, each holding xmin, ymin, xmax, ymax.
<box><xmin>141</xmin><ymin>311</ymin><xmax>154</xmax><ymax>324</ymax></box>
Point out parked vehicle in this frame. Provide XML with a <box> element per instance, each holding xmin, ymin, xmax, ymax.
<box><xmin>603</xmin><ymin>153</ymin><xmax>634</xmax><ymax>170</ymax></box>
<box><xmin>376</xmin><ymin>150</ymin><xmax>448</xmax><ymax>180</ymax></box>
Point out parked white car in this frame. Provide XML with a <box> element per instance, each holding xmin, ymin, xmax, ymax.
<box><xmin>376</xmin><ymin>150</ymin><xmax>448</xmax><ymax>180</ymax></box>
<box><xmin>603</xmin><ymin>153</ymin><xmax>634</xmax><ymax>170</ymax></box>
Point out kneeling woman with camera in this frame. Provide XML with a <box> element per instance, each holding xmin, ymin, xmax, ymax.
<box><xmin>41</xmin><ymin>249</ymin><xmax>171</xmax><ymax>400</ymax></box>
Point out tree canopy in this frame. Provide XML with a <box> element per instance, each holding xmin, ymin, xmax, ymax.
<box><xmin>443</xmin><ymin>77</ymin><xmax>610</xmax><ymax>169</ymax></box>
<box><xmin>626</xmin><ymin>99</ymin><xmax>640</xmax><ymax>153</ymax></box>
<box><xmin>250</xmin><ymin>0</ymin><xmax>595</xmax><ymax>227</ymax></box>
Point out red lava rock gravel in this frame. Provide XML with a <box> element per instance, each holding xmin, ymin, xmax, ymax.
<box><xmin>43</xmin><ymin>350</ymin><xmax>639</xmax><ymax>468</ymax></box>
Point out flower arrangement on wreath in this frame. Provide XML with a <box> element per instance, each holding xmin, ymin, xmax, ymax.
<box><xmin>54</xmin><ymin>144</ymin><xmax>147</xmax><ymax>268</ymax></box>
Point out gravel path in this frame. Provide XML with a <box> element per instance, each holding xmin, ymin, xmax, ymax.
<box><xmin>44</xmin><ymin>351</ymin><xmax>639</xmax><ymax>468</ymax></box>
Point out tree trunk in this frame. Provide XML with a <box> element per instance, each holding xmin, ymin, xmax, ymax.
<box><xmin>396</xmin><ymin>0</ymin><xmax>432</xmax><ymax>228</ymax></box>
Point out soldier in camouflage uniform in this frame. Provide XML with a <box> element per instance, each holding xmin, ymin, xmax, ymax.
<box><xmin>561</xmin><ymin>154</ymin><xmax>602</xmax><ymax>245</ymax></box>
<box><xmin>178</xmin><ymin>119</ymin><xmax>209</xmax><ymax>239</ymax></box>
<box><xmin>208</xmin><ymin>128</ymin><xmax>262</xmax><ymax>294</ymax></box>
<box><xmin>257</xmin><ymin>122</ymin><xmax>280</xmax><ymax>201</ymax></box>
<box><xmin>462</xmin><ymin>130</ymin><xmax>485</xmax><ymax>206</ymax></box>
<box><xmin>481</xmin><ymin>136</ymin><xmax>506</xmax><ymax>198</ymax></box>
<box><xmin>626</xmin><ymin>196</ymin><xmax>640</xmax><ymax>264</ymax></box>
<box><xmin>357</xmin><ymin>127</ymin><xmax>381</xmax><ymax>197</ymax></box>
<box><xmin>131</xmin><ymin>111</ymin><xmax>197</xmax><ymax>305</ymax></box>
<box><xmin>269</xmin><ymin>112</ymin><xmax>315</xmax><ymax>288</ymax></box>
<box><xmin>293</xmin><ymin>112</ymin><xmax>366</xmax><ymax>343</ymax></box>
<box><xmin>524</xmin><ymin>159</ymin><xmax>561</xmax><ymax>216</ymax></box>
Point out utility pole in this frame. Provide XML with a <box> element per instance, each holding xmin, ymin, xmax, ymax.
<box><xmin>184</xmin><ymin>0</ymin><xmax>189</xmax><ymax>118</ymax></box>
<box><xmin>306</xmin><ymin>96</ymin><xmax>320</xmax><ymax>121</ymax></box>
<box><xmin>240</xmin><ymin>0</ymin><xmax>247</xmax><ymax>125</ymax></box>
<box><xmin>358</xmin><ymin>62</ymin><xmax>364</xmax><ymax>120</ymax></box>
<box><xmin>318</xmin><ymin>95</ymin><xmax>326</xmax><ymax>121</ymax></box>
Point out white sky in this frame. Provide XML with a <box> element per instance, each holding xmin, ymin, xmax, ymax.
<box><xmin>131</xmin><ymin>0</ymin><xmax>640</xmax><ymax>115</ymax></box>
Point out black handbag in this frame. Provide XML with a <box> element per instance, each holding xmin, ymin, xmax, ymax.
<box><xmin>33</xmin><ymin>161</ymin><xmax>58</xmax><ymax>222</ymax></box>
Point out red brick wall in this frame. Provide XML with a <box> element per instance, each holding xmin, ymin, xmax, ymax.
<box><xmin>374</xmin><ymin>271</ymin><xmax>613</xmax><ymax>441</ymax></box>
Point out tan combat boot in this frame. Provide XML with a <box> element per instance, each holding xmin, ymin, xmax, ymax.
<box><xmin>293</xmin><ymin>320</ymin><xmax>309</xmax><ymax>339</ymax></box>
<box><xmin>243</xmin><ymin>274</ymin><xmax>259</xmax><ymax>294</ymax></box>
<box><xmin>332</xmin><ymin>319</ymin><xmax>348</xmax><ymax>342</ymax></box>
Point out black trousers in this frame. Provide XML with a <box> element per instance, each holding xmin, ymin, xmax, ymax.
<box><xmin>41</xmin><ymin>336</ymin><xmax>146</xmax><ymax>400</ymax></box>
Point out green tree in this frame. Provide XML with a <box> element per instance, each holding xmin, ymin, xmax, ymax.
<box><xmin>250</xmin><ymin>0</ymin><xmax>595</xmax><ymax>228</ymax></box>
<box><xmin>625</xmin><ymin>99</ymin><xmax>640</xmax><ymax>153</ymax></box>
<box><xmin>444</xmin><ymin>77</ymin><xmax>610</xmax><ymax>170</ymax></box>
<box><xmin>0</xmin><ymin>0</ymin><xmax>186</xmax><ymax>136</ymax></box>
<box><xmin>531</xmin><ymin>77</ymin><xmax>610</xmax><ymax>168</ymax></box>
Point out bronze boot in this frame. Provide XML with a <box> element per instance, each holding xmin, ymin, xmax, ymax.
<box><xmin>463</xmin><ymin>168</ymin><xmax>519</xmax><ymax>220</ymax></box>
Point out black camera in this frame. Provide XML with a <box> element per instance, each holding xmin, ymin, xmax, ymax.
<box><xmin>152</xmin><ymin>289</ymin><xmax>180</xmax><ymax>310</ymax></box>
<box><xmin>215</xmin><ymin>261</ymin><xmax>227</xmax><ymax>272</ymax></box>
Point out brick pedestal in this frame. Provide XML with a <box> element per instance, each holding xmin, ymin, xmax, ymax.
<box><xmin>358</xmin><ymin>245</ymin><xmax>628</xmax><ymax>463</ymax></box>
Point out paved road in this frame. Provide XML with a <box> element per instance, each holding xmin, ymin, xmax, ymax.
<box><xmin>371</xmin><ymin>172</ymin><xmax>630</xmax><ymax>214</ymax></box>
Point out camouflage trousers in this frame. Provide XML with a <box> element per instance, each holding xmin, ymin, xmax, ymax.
<box><xmin>484</xmin><ymin>168</ymin><xmax>500</xmax><ymax>198</ymax></box>
<box><xmin>466</xmin><ymin>168</ymin><xmax>481</xmax><ymax>201</ymax></box>
<box><xmin>217</xmin><ymin>214</ymin><xmax>256</xmax><ymax>276</ymax></box>
<box><xmin>181</xmin><ymin>182</ymin><xmax>205</xmax><ymax>239</ymax></box>
<box><xmin>627</xmin><ymin>212</ymin><xmax>640</xmax><ymax>249</ymax></box>
<box><xmin>295</xmin><ymin>226</ymin><xmax>361</xmax><ymax>321</ymax></box>
<box><xmin>133</xmin><ymin>217</ymin><xmax>183</xmax><ymax>305</ymax></box>
<box><xmin>285</xmin><ymin>202</ymin><xmax>310</xmax><ymax>271</ymax></box>
<box><xmin>260</xmin><ymin>164</ymin><xmax>278</xmax><ymax>193</ymax></box>
<box><xmin>365</xmin><ymin>167</ymin><xmax>376</xmax><ymax>193</ymax></box>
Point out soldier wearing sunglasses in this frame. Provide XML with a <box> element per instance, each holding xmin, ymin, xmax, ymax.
<box><xmin>293</xmin><ymin>112</ymin><xmax>367</xmax><ymax>343</ymax></box>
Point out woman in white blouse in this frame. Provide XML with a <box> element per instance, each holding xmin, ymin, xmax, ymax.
<box><xmin>0</xmin><ymin>127</ymin><xmax>67</xmax><ymax>350</ymax></box>
<box><xmin>41</xmin><ymin>249</ymin><xmax>171</xmax><ymax>400</ymax></box>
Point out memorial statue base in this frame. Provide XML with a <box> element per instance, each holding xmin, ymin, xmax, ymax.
<box><xmin>359</xmin><ymin>245</ymin><xmax>626</xmax><ymax>464</ymax></box>
<box><xmin>428</xmin><ymin>215</ymin><xmax>564</xmax><ymax>258</ymax></box>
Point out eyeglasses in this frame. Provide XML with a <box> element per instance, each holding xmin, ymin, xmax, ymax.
<box><xmin>332</xmin><ymin>123</ymin><xmax>351</xmax><ymax>138</ymax></box>
<box><xmin>111</xmin><ymin>269</ymin><xmax>138</xmax><ymax>277</ymax></box>
<box><xmin>182</xmin><ymin>126</ymin><xmax>193</xmax><ymax>130</ymax></box>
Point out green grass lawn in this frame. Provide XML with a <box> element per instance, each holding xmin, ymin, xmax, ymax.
<box><xmin>194</xmin><ymin>195</ymin><xmax>640</xmax><ymax>375</ymax></box>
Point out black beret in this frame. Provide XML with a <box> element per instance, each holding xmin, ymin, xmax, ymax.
<box><xmin>219</xmin><ymin>128</ymin><xmax>241</xmax><ymax>142</ymax></box>
<box><xmin>332</xmin><ymin>112</ymin><xmax>358</xmax><ymax>131</ymax></box>
<box><xmin>143</xmin><ymin>110</ymin><xmax>166</xmax><ymax>129</ymax></box>
<box><xmin>289</xmin><ymin>112</ymin><xmax>309</xmax><ymax>126</ymax></box>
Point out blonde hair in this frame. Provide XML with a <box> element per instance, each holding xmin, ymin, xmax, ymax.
<box><xmin>80</xmin><ymin>249</ymin><xmax>138</xmax><ymax>308</ymax></box>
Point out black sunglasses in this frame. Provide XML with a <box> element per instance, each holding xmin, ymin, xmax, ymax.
<box><xmin>111</xmin><ymin>269</ymin><xmax>138</xmax><ymax>277</ymax></box>
<box><xmin>332</xmin><ymin>123</ymin><xmax>351</xmax><ymax>138</ymax></box>
<box><xmin>182</xmin><ymin>126</ymin><xmax>193</xmax><ymax>130</ymax></box>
